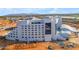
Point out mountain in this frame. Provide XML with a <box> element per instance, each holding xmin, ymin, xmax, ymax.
<box><xmin>5</xmin><ymin>13</ymin><xmax>35</xmax><ymax>16</ymax></box>
<box><xmin>4</xmin><ymin>13</ymin><xmax>79</xmax><ymax>17</ymax></box>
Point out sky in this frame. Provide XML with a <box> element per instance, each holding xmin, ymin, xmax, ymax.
<box><xmin>0</xmin><ymin>8</ymin><xmax>79</xmax><ymax>16</ymax></box>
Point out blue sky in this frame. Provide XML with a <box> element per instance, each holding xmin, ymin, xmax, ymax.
<box><xmin>0</xmin><ymin>8</ymin><xmax>79</xmax><ymax>16</ymax></box>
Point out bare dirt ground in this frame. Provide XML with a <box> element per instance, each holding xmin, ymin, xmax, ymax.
<box><xmin>0</xmin><ymin>20</ymin><xmax>16</xmax><ymax>36</ymax></box>
<box><xmin>0</xmin><ymin>39</ymin><xmax>79</xmax><ymax>50</ymax></box>
<box><xmin>0</xmin><ymin>39</ymin><xmax>62</xmax><ymax>50</ymax></box>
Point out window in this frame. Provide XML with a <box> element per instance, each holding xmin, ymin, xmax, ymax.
<box><xmin>22</xmin><ymin>34</ymin><xmax>24</xmax><ymax>35</ymax></box>
<box><xmin>35</xmin><ymin>29</ymin><xmax>37</xmax><ymax>31</ymax></box>
<box><xmin>10</xmin><ymin>33</ymin><xmax>12</xmax><ymax>35</ymax></box>
<box><xmin>28</xmin><ymin>30</ymin><xmax>30</xmax><ymax>31</ymax></box>
<box><xmin>35</xmin><ymin>37</ymin><xmax>37</xmax><ymax>38</ymax></box>
<box><xmin>32</xmin><ymin>33</ymin><xmax>33</xmax><ymax>35</ymax></box>
<box><xmin>35</xmin><ymin>34</ymin><xmax>37</xmax><ymax>35</ymax></box>
<box><xmin>8</xmin><ymin>35</ymin><xmax>10</xmax><ymax>37</ymax></box>
<box><xmin>42</xmin><ymin>25</ymin><xmax>44</xmax><ymax>26</ymax></box>
<box><xmin>32</xmin><ymin>28</ymin><xmax>33</xmax><ymax>29</ymax></box>
<box><xmin>35</xmin><ymin>25</ymin><xmax>37</xmax><ymax>27</ymax></box>
<box><xmin>45</xmin><ymin>23</ymin><xmax>51</xmax><ymax>34</ymax></box>
<box><xmin>16</xmin><ymin>36</ymin><xmax>18</xmax><ymax>38</ymax></box>
<box><xmin>35</xmin><ymin>28</ymin><xmax>37</xmax><ymax>30</ymax></box>
<box><xmin>25</xmin><ymin>25</ymin><xmax>27</xmax><ymax>27</ymax></box>
<box><xmin>25</xmin><ymin>37</ymin><xmax>27</xmax><ymax>38</ymax></box>
<box><xmin>21</xmin><ymin>25</ymin><xmax>24</xmax><ymax>28</ymax></box>
<box><xmin>16</xmin><ymin>32</ymin><xmax>18</xmax><ymax>33</ymax></box>
<box><xmin>25</xmin><ymin>32</ymin><xmax>27</xmax><ymax>33</ymax></box>
<box><xmin>28</xmin><ymin>32</ymin><xmax>30</xmax><ymax>33</ymax></box>
<box><xmin>42</xmin><ymin>36</ymin><xmax>44</xmax><ymax>38</ymax></box>
<box><xmin>35</xmin><ymin>32</ymin><xmax>37</xmax><ymax>33</ymax></box>
<box><xmin>25</xmin><ymin>30</ymin><xmax>27</xmax><ymax>31</ymax></box>
<box><xmin>39</xmin><ymin>32</ymin><xmax>40</xmax><ymax>33</ymax></box>
<box><xmin>42</xmin><ymin>33</ymin><xmax>44</xmax><ymax>35</ymax></box>
<box><xmin>28</xmin><ymin>27</ymin><xmax>30</xmax><ymax>29</ymax></box>
<box><xmin>22</xmin><ymin>27</ymin><xmax>23</xmax><ymax>29</ymax></box>
<box><xmin>42</xmin><ymin>30</ymin><xmax>44</xmax><ymax>33</ymax></box>
<box><xmin>28</xmin><ymin>37</ymin><xmax>30</xmax><ymax>38</ymax></box>
<box><xmin>28</xmin><ymin>34</ymin><xmax>30</xmax><ymax>35</ymax></box>
<box><xmin>25</xmin><ymin>34</ymin><xmax>27</xmax><ymax>35</ymax></box>
<box><xmin>42</xmin><ymin>27</ymin><xmax>44</xmax><ymax>28</ymax></box>
<box><xmin>32</xmin><ymin>22</ymin><xmax>42</xmax><ymax>24</ymax></box>
<box><xmin>31</xmin><ymin>37</ymin><xmax>33</xmax><ymax>38</ymax></box>
<box><xmin>32</xmin><ymin>22</ymin><xmax>34</xmax><ymax>24</ymax></box>
<box><xmin>25</xmin><ymin>28</ymin><xmax>27</xmax><ymax>29</ymax></box>
<box><xmin>39</xmin><ymin>27</ymin><xmax>40</xmax><ymax>29</ymax></box>
<box><xmin>15</xmin><ymin>34</ymin><xmax>17</xmax><ymax>35</ymax></box>
<box><xmin>32</xmin><ymin>32</ymin><xmax>33</xmax><ymax>33</ymax></box>
<box><xmin>28</xmin><ymin>25</ymin><xmax>30</xmax><ymax>28</ymax></box>
<box><xmin>22</xmin><ymin>32</ymin><xmax>24</xmax><ymax>33</ymax></box>
<box><xmin>32</xmin><ymin>25</ymin><xmax>34</xmax><ymax>27</ymax></box>
<box><xmin>22</xmin><ymin>36</ymin><xmax>24</xmax><ymax>38</ymax></box>
<box><xmin>38</xmin><ymin>25</ymin><xmax>40</xmax><ymax>27</ymax></box>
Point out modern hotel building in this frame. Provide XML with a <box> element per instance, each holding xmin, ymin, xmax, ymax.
<box><xmin>6</xmin><ymin>16</ymin><xmax>62</xmax><ymax>42</ymax></box>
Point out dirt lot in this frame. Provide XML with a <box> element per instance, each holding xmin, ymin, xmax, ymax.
<box><xmin>0</xmin><ymin>39</ymin><xmax>62</xmax><ymax>50</ymax></box>
<box><xmin>0</xmin><ymin>39</ymin><xmax>79</xmax><ymax>50</ymax></box>
<box><xmin>0</xmin><ymin>20</ymin><xmax>16</xmax><ymax>36</ymax></box>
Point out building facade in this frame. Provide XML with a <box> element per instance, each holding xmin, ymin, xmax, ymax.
<box><xmin>6</xmin><ymin>16</ymin><xmax>61</xmax><ymax>42</ymax></box>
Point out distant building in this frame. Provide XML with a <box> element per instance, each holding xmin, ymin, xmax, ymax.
<box><xmin>6</xmin><ymin>16</ymin><xmax>62</xmax><ymax>42</ymax></box>
<box><xmin>6</xmin><ymin>16</ymin><xmax>28</xmax><ymax>21</ymax></box>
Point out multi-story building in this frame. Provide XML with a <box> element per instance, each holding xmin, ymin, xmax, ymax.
<box><xmin>6</xmin><ymin>16</ymin><xmax>61</xmax><ymax>42</ymax></box>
